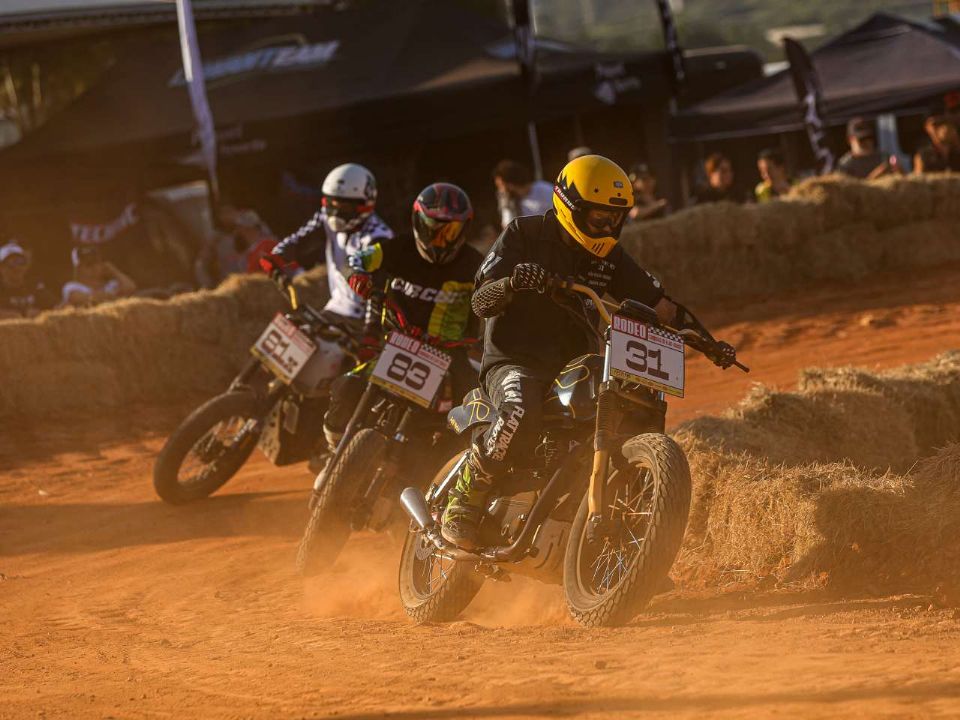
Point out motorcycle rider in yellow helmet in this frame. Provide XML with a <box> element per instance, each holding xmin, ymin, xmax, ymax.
<box><xmin>441</xmin><ymin>154</ymin><xmax>735</xmax><ymax>549</ymax></box>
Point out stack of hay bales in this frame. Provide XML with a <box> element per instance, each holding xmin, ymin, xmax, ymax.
<box><xmin>675</xmin><ymin>352</ymin><xmax>960</xmax><ymax>594</ymax></box>
<box><xmin>620</xmin><ymin>174</ymin><xmax>960</xmax><ymax>306</ymax></box>
<box><xmin>0</xmin><ymin>271</ymin><xmax>329</xmax><ymax>422</ymax></box>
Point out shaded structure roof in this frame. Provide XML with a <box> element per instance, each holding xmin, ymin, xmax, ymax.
<box><xmin>672</xmin><ymin>13</ymin><xmax>960</xmax><ymax>141</ymax></box>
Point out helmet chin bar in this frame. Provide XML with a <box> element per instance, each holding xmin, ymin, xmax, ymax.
<box><xmin>327</xmin><ymin>214</ymin><xmax>367</xmax><ymax>233</ymax></box>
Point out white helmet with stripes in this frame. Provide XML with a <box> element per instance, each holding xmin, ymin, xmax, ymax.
<box><xmin>322</xmin><ymin>163</ymin><xmax>377</xmax><ymax>232</ymax></box>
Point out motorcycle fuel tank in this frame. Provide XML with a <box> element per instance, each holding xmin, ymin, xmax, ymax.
<box><xmin>546</xmin><ymin>353</ymin><xmax>603</xmax><ymax>420</ymax></box>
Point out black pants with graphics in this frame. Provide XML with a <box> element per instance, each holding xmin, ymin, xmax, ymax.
<box><xmin>472</xmin><ymin>363</ymin><xmax>551</xmax><ymax>478</ymax></box>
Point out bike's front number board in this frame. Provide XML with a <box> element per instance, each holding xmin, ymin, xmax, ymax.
<box><xmin>609</xmin><ymin>313</ymin><xmax>685</xmax><ymax>397</ymax></box>
<box><xmin>251</xmin><ymin>313</ymin><xmax>317</xmax><ymax>384</ymax></box>
<box><xmin>370</xmin><ymin>331</ymin><xmax>451</xmax><ymax>408</ymax></box>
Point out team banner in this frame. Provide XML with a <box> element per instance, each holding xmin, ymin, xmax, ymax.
<box><xmin>655</xmin><ymin>0</ymin><xmax>686</xmax><ymax>95</ymax></box>
<box><xmin>175</xmin><ymin>0</ymin><xmax>219</xmax><ymax>198</ymax></box>
<box><xmin>508</xmin><ymin>0</ymin><xmax>543</xmax><ymax>180</ymax></box>
<box><xmin>784</xmin><ymin>37</ymin><xmax>834</xmax><ymax>175</ymax></box>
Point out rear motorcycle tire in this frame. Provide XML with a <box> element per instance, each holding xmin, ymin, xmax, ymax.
<box><xmin>563</xmin><ymin>433</ymin><xmax>691</xmax><ymax>627</ymax></box>
<box><xmin>296</xmin><ymin>428</ymin><xmax>388</xmax><ymax>577</ymax></box>
<box><xmin>153</xmin><ymin>391</ymin><xmax>262</xmax><ymax>505</ymax></box>
<box><xmin>398</xmin><ymin>453</ymin><xmax>485</xmax><ymax>624</ymax></box>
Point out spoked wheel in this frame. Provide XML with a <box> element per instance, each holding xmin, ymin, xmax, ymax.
<box><xmin>398</xmin><ymin>454</ymin><xmax>485</xmax><ymax>624</ymax></box>
<box><xmin>563</xmin><ymin>433</ymin><xmax>691</xmax><ymax>627</ymax></box>
<box><xmin>153</xmin><ymin>392</ymin><xmax>262</xmax><ymax>504</ymax></box>
<box><xmin>296</xmin><ymin>428</ymin><xmax>388</xmax><ymax>577</ymax></box>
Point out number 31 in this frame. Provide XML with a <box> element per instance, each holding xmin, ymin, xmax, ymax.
<box><xmin>625</xmin><ymin>340</ymin><xmax>669</xmax><ymax>380</ymax></box>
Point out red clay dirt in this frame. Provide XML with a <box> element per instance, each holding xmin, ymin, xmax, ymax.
<box><xmin>3</xmin><ymin>266</ymin><xmax>960</xmax><ymax>719</ymax></box>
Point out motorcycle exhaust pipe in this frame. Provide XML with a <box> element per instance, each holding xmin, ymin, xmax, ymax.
<box><xmin>400</xmin><ymin>487</ymin><xmax>436</xmax><ymax>531</ymax></box>
<box><xmin>400</xmin><ymin>487</ymin><xmax>484</xmax><ymax>563</ymax></box>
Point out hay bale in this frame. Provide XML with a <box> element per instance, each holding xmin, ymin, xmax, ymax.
<box><xmin>679</xmin><ymin>353</ymin><xmax>960</xmax><ymax>472</ymax></box>
<box><xmin>621</xmin><ymin>174</ymin><xmax>960</xmax><ymax>307</ymax></box>
<box><xmin>0</xmin><ymin>269</ymin><xmax>330</xmax><ymax>421</ymax></box>
<box><xmin>675</xmin><ymin>355</ymin><xmax>960</xmax><ymax>594</ymax></box>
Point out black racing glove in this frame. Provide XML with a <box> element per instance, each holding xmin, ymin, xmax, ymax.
<box><xmin>510</xmin><ymin>263</ymin><xmax>549</xmax><ymax>293</ymax></box>
<box><xmin>706</xmin><ymin>341</ymin><xmax>737</xmax><ymax>369</ymax></box>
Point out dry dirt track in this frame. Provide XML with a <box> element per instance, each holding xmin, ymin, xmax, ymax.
<box><xmin>4</xmin><ymin>266</ymin><xmax>960</xmax><ymax>719</ymax></box>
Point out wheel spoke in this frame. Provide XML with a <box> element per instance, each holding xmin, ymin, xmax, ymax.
<box><xmin>580</xmin><ymin>464</ymin><xmax>658</xmax><ymax>597</ymax></box>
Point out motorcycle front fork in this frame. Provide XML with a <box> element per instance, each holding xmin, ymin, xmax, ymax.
<box><xmin>311</xmin><ymin>382</ymin><xmax>380</xmax><ymax>495</ymax></box>
<box><xmin>588</xmin><ymin>337</ymin><xmax>622</xmax><ymax>540</ymax></box>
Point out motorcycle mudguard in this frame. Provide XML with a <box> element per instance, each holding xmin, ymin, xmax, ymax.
<box><xmin>446</xmin><ymin>387</ymin><xmax>494</xmax><ymax>435</ymax></box>
<box><xmin>259</xmin><ymin>395</ymin><xmax>329</xmax><ymax>466</ymax></box>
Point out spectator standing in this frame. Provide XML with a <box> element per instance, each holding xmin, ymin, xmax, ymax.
<box><xmin>627</xmin><ymin>163</ymin><xmax>669</xmax><ymax>222</ymax></box>
<box><xmin>692</xmin><ymin>153</ymin><xmax>746</xmax><ymax>204</ymax></box>
<box><xmin>198</xmin><ymin>206</ymin><xmax>277</xmax><ymax>285</ymax></box>
<box><xmin>914</xmin><ymin>113</ymin><xmax>960</xmax><ymax>173</ymax></box>
<box><xmin>492</xmin><ymin>159</ymin><xmax>554</xmax><ymax>229</ymax></box>
<box><xmin>836</xmin><ymin>118</ymin><xmax>896</xmax><ymax>179</ymax></box>
<box><xmin>0</xmin><ymin>241</ymin><xmax>55</xmax><ymax>320</ymax></box>
<box><xmin>754</xmin><ymin>148</ymin><xmax>793</xmax><ymax>203</ymax></box>
<box><xmin>62</xmin><ymin>245</ymin><xmax>137</xmax><ymax>307</ymax></box>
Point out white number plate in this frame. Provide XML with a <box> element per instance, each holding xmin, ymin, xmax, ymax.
<box><xmin>370</xmin><ymin>331</ymin><xmax>452</xmax><ymax>408</ymax></box>
<box><xmin>609</xmin><ymin>313</ymin><xmax>685</xmax><ymax>397</ymax></box>
<box><xmin>251</xmin><ymin>313</ymin><xmax>317</xmax><ymax>384</ymax></box>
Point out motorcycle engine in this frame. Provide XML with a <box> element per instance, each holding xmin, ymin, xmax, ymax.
<box><xmin>482</xmin><ymin>491</ymin><xmax>536</xmax><ymax>546</ymax></box>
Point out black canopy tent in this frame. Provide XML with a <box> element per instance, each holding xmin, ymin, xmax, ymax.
<box><xmin>672</xmin><ymin>13</ymin><xmax>960</xmax><ymax>142</ymax></box>
<box><xmin>0</xmin><ymin>0</ymin><xmax>760</xmax><ymax>288</ymax></box>
<box><xmin>0</xmin><ymin>0</ymin><xmax>761</xmax><ymax>168</ymax></box>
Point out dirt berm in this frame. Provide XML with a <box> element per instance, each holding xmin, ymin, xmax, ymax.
<box><xmin>3</xmin><ymin>174</ymin><xmax>960</xmax><ymax>422</ymax></box>
<box><xmin>675</xmin><ymin>352</ymin><xmax>960</xmax><ymax>596</ymax></box>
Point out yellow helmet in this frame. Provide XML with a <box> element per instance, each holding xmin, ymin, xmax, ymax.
<box><xmin>553</xmin><ymin>154</ymin><xmax>634</xmax><ymax>258</ymax></box>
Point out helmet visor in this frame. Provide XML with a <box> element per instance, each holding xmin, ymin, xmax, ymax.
<box><xmin>413</xmin><ymin>214</ymin><xmax>467</xmax><ymax>263</ymax></box>
<box><xmin>582</xmin><ymin>206</ymin><xmax>627</xmax><ymax>237</ymax></box>
<box><xmin>324</xmin><ymin>197</ymin><xmax>369</xmax><ymax>221</ymax></box>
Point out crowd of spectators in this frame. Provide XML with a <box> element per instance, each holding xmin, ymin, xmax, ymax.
<box><xmin>484</xmin><ymin>103</ymin><xmax>960</xmax><ymax>239</ymax></box>
<box><xmin>0</xmin><ymin>201</ymin><xmax>279</xmax><ymax>322</ymax></box>
<box><xmin>0</xmin><ymin>239</ymin><xmax>139</xmax><ymax>320</ymax></box>
<box><xmin>4</xmin><ymin>105</ymin><xmax>960</xmax><ymax>323</ymax></box>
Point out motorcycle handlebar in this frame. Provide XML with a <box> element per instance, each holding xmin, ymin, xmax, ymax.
<box><xmin>546</xmin><ymin>275</ymin><xmax>749</xmax><ymax>373</ymax></box>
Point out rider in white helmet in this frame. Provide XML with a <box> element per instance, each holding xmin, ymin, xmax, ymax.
<box><xmin>266</xmin><ymin>163</ymin><xmax>394</xmax><ymax>329</ymax></box>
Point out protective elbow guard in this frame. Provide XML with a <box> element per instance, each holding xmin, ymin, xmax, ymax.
<box><xmin>472</xmin><ymin>278</ymin><xmax>513</xmax><ymax>318</ymax></box>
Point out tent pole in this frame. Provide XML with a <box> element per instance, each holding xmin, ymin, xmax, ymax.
<box><xmin>527</xmin><ymin>120</ymin><xmax>544</xmax><ymax>181</ymax></box>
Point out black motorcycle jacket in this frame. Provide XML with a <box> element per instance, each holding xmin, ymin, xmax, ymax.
<box><xmin>350</xmin><ymin>234</ymin><xmax>482</xmax><ymax>342</ymax></box>
<box><xmin>475</xmin><ymin>210</ymin><xmax>664</xmax><ymax>379</ymax></box>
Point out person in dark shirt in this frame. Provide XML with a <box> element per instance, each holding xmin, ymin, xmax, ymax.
<box><xmin>754</xmin><ymin>148</ymin><xmax>793</xmax><ymax>203</ymax></box>
<box><xmin>914</xmin><ymin>114</ymin><xmax>960</xmax><ymax>174</ymax></box>
<box><xmin>0</xmin><ymin>241</ymin><xmax>55</xmax><ymax>320</ymax></box>
<box><xmin>837</xmin><ymin>117</ymin><xmax>896</xmax><ymax>180</ymax></box>
<box><xmin>440</xmin><ymin>155</ymin><xmax>736</xmax><ymax>549</ymax></box>
<box><xmin>320</xmin><ymin>182</ymin><xmax>482</xmax><ymax>449</ymax></box>
<box><xmin>626</xmin><ymin>163</ymin><xmax>669</xmax><ymax>222</ymax></box>
<box><xmin>692</xmin><ymin>152</ymin><xmax>746</xmax><ymax>205</ymax></box>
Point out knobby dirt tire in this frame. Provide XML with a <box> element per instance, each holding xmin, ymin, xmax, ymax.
<box><xmin>153</xmin><ymin>391</ymin><xmax>261</xmax><ymax>505</ymax></box>
<box><xmin>296</xmin><ymin>428</ymin><xmax>388</xmax><ymax>577</ymax></box>
<box><xmin>563</xmin><ymin>433</ymin><xmax>692</xmax><ymax>627</ymax></box>
<box><xmin>398</xmin><ymin>453</ymin><xmax>485</xmax><ymax>624</ymax></box>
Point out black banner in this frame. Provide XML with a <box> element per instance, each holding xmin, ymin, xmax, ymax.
<box><xmin>508</xmin><ymin>0</ymin><xmax>543</xmax><ymax>179</ymax></box>
<box><xmin>655</xmin><ymin>0</ymin><xmax>686</xmax><ymax>95</ymax></box>
<box><xmin>784</xmin><ymin>37</ymin><xmax>834</xmax><ymax>174</ymax></box>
